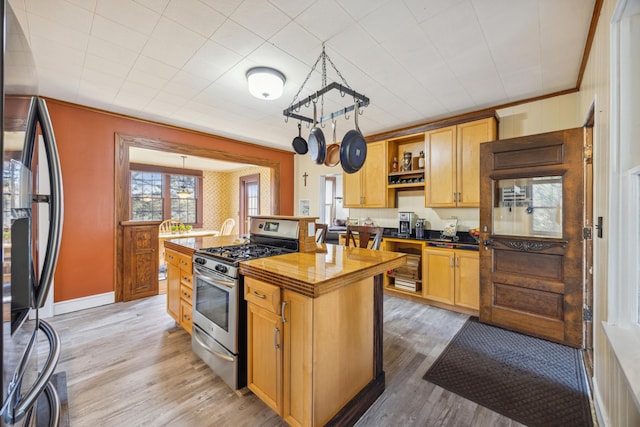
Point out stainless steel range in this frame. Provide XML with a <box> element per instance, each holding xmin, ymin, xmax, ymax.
<box><xmin>191</xmin><ymin>218</ymin><xmax>300</xmax><ymax>390</ymax></box>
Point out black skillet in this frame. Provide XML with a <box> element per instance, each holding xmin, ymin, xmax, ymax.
<box><xmin>340</xmin><ymin>105</ymin><xmax>367</xmax><ymax>174</ymax></box>
<box><xmin>292</xmin><ymin>122</ymin><xmax>308</xmax><ymax>154</ymax></box>
<box><xmin>307</xmin><ymin>102</ymin><xmax>326</xmax><ymax>164</ymax></box>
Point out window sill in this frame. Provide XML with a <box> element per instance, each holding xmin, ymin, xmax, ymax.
<box><xmin>602</xmin><ymin>322</ymin><xmax>640</xmax><ymax>410</ymax></box>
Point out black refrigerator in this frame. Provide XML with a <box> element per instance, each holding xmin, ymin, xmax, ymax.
<box><xmin>1</xmin><ymin>1</ymin><xmax>65</xmax><ymax>425</ymax></box>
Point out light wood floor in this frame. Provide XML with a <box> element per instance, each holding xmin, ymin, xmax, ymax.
<box><xmin>46</xmin><ymin>294</ymin><xmax>525</xmax><ymax>427</ymax></box>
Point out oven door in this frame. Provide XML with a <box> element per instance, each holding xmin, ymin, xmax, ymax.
<box><xmin>192</xmin><ymin>265</ymin><xmax>238</xmax><ymax>354</ymax></box>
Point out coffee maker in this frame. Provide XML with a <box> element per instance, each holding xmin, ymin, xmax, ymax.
<box><xmin>398</xmin><ymin>212</ymin><xmax>416</xmax><ymax>237</ymax></box>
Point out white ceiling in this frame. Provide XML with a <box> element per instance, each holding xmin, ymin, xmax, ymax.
<box><xmin>8</xmin><ymin>0</ymin><xmax>595</xmax><ymax>159</ymax></box>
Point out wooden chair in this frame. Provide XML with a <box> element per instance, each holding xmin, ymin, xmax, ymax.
<box><xmin>345</xmin><ymin>225</ymin><xmax>383</xmax><ymax>250</ymax></box>
<box><xmin>159</xmin><ymin>219</ymin><xmax>184</xmax><ymax>234</ymax></box>
<box><xmin>314</xmin><ymin>223</ymin><xmax>328</xmax><ymax>244</ymax></box>
<box><xmin>219</xmin><ymin>218</ymin><xmax>235</xmax><ymax>235</ymax></box>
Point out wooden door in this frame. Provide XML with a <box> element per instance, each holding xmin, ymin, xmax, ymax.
<box><xmin>342</xmin><ymin>167</ymin><xmax>363</xmax><ymax>207</ymax></box>
<box><xmin>423</xmin><ymin>248</ymin><xmax>455</xmax><ymax>304</ymax></box>
<box><xmin>457</xmin><ymin>118</ymin><xmax>496</xmax><ymax>207</ymax></box>
<box><xmin>121</xmin><ymin>222</ymin><xmax>159</xmax><ymax>301</ymax></box>
<box><xmin>282</xmin><ymin>290</ymin><xmax>312</xmax><ymax>427</ymax></box>
<box><xmin>425</xmin><ymin>126</ymin><xmax>456</xmax><ymax>207</ymax></box>
<box><xmin>361</xmin><ymin>141</ymin><xmax>388</xmax><ymax>207</ymax></box>
<box><xmin>479</xmin><ymin>128</ymin><xmax>585</xmax><ymax>348</ymax></box>
<box><xmin>247</xmin><ymin>302</ymin><xmax>282</xmax><ymax>414</ymax></box>
<box><xmin>454</xmin><ymin>250</ymin><xmax>480</xmax><ymax>310</ymax></box>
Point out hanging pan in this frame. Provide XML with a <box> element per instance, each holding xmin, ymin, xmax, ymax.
<box><xmin>324</xmin><ymin>119</ymin><xmax>340</xmax><ymax>167</ymax></box>
<box><xmin>340</xmin><ymin>105</ymin><xmax>367</xmax><ymax>174</ymax></box>
<box><xmin>307</xmin><ymin>101</ymin><xmax>326</xmax><ymax>165</ymax></box>
<box><xmin>292</xmin><ymin>122</ymin><xmax>308</xmax><ymax>154</ymax></box>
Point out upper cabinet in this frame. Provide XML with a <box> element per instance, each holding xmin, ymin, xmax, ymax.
<box><xmin>343</xmin><ymin>141</ymin><xmax>394</xmax><ymax>208</ymax></box>
<box><xmin>424</xmin><ymin>117</ymin><xmax>497</xmax><ymax>207</ymax></box>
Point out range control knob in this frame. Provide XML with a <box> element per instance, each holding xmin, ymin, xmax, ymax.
<box><xmin>194</xmin><ymin>257</ymin><xmax>206</xmax><ymax>265</ymax></box>
<box><xmin>215</xmin><ymin>264</ymin><xmax>228</xmax><ymax>274</ymax></box>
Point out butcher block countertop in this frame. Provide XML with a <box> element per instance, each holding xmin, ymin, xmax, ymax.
<box><xmin>164</xmin><ymin>236</ymin><xmax>407</xmax><ymax>298</ymax></box>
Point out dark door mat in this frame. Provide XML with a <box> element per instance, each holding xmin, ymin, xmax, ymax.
<box><xmin>423</xmin><ymin>318</ymin><xmax>593</xmax><ymax>427</ymax></box>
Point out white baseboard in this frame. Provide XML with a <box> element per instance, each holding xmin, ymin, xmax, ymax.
<box><xmin>53</xmin><ymin>292</ymin><xmax>115</xmax><ymax>316</ymax></box>
<box><xmin>592</xmin><ymin>377</ymin><xmax>608</xmax><ymax>427</ymax></box>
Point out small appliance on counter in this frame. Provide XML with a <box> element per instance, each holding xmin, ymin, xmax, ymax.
<box><xmin>398</xmin><ymin>212</ymin><xmax>416</xmax><ymax>237</ymax></box>
<box><xmin>415</xmin><ymin>218</ymin><xmax>426</xmax><ymax>239</ymax></box>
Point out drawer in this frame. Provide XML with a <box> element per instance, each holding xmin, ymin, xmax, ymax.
<box><xmin>180</xmin><ymin>300</ymin><xmax>193</xmax><ymax>334</ymax></box>
<box><xmin>165</xmin><ymin>250</ymin><xmax>180</xmax><ymax>266</ymax></box>
<box><xmin>180</xmin><ymin>272</ymin><xmax>193</xmax><ymax>287</ymax></box>
<box><xmin>178</xmin><ymin>253</ymin><xmax>192</xmax><ymax>272</ymax></box>
<box><xmin>180</xmin><ymin>283</ymin><xmax>192</xmax><ymax>303</ymax></box>
<box><xmin>244</xmin><ymin>277</ymin><xmax>281</xmax><ymax>314</ymax></box>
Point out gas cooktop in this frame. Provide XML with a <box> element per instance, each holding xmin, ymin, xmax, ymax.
<box><xmin>196</xmin><ymin>243</ymin><xmax>293</xmax><ymax>263</ymax></box>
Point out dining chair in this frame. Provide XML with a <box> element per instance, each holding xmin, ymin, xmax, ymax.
<box><xmin>314</xmin><ymin>223</ymin><xmax>328</xmax><ymax>244</ymax></box>
<box><xmin>345</xmin><ymin>225</ymin><xmax>383</xmax><ymax>250</ymax></box>
<box><xmin>219</xmin><ymin>218</ymin><xmax>235</xmax><ymax>235</ymax></box>
<box><xmin>159</xmin><ymin>219</ymin><xmax>184</xmax><ymax>234</ymax></box>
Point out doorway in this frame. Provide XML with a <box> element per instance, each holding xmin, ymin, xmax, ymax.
<box><xmin>479</xmin><ymin>128</ymin><xmax>586</xmax><ymax>348</ymax></box>
<box><xmin>239</xmin><ymin>174</ymin><xmax>260</xmax><ymax>235</ymax></box>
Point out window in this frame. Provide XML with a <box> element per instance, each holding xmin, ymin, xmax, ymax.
<box><xmin>324</xmin><ymin>177</ymin><xmax>336</xmax><ymax>225</ymax></box>
<box><xmin>130</xmin><ymin>164</ymin><xmax>202</xmax><ymax>226</ymax></box>
<box><xmin>131</xmin><ymin>172</ymin><xmax>163</xmax><ymax>221</ymax></box>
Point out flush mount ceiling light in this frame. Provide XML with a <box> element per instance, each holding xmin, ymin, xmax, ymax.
<box><xmin>246</xmin><ymin>67</ymin><xmax>286</xmax><ymax>100</ymax></box>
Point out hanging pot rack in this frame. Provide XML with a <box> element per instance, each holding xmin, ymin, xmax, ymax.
<box><xmin>283</xmin><ymin>43</ymin><xmax>369</xmax><ymax>125</ymax></box>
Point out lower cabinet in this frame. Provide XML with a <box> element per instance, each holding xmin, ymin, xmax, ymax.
<box><xmin>165</xmin><ymin>247</ymin><xmax>194</xmax><ymax>334</ymax></box>
<box><xmin>423</xmin><ymin>248</ymin><xmax>479</xmax><ymax>311</ymax></box>
<box><xmin>245</xmin><ymin>277</ymin><xmax>373</xmax><ymax>427</ymax></box>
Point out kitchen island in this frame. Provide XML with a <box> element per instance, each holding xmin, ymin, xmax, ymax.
<box><xmin>164</xmin><ymin>236</ymin><xmax>406</xmax><ymax>427</ymax></box>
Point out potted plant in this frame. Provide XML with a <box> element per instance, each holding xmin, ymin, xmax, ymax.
<box><xmin>170</xmin><ymin>225</ymin><xmax>178</xmax><ymax>234</ymax></box>
<box><xmin>185</xmin><ymin>225</ymin><xmax>192</xmax><ymax>232</ymax></box>
<box><xmin>179</xmin><ymin>224</ymin><xmax>186</xmax><ymax>233</ymax></box>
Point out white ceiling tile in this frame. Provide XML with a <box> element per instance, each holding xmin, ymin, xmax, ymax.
<box><xmin>25</xmin><ymin>13</ymin><xmax>89</xmax><ymax>51</ymax></box>
<box><xmin>422</xmin><ymin>1</ymin><xmax>485</xmax><ymax>60</ymax></box>
<box><xmin>163</xmin><ymin>0</ymin><xmax>226</xmax><ymax>38</ymax></box>
<box><xmin>83</xmin><ymin>53</ymin><xmax>132</xmax><ymax>78</ymax></box>
<box><xmin>403</xmin><ymin>0</ymin><xmax>467</xmax><ymax>24</ymax></box>
<box><xmin>164</xmin><ymin>71</ymin><xmax>212</xmax><ymax>99</ymax></box>
<box><xmin>133</xmin><ymin>0</ymin><xmax>169</xmax><ymax>14</ymax></box>
<box><xmin>91</xmin><ymin>14</ymin><xmax>149</xmax><ymax>52</ymax></box>
<box><xmin>64</xmin><ymin>0</ymin><xmax>97</xmax><ymax>12</ymax></box>
<box><xmin>182</xmin><ymin>40</ymin><xmax>243</xmax><ymax>81</ymax></box>
<box><xmin>14</xmin><ymin>0</ymin><xmax>597</xmax><ymax>151</ymax></box>
<box><xmin>295</xmin><ymin>0</ymin><xmax>354</xmax><ymax>42</ymax></box>
<box><xmin>142</xmin><ymin>17</ymin><xmax>207</xmax><ymax>68</ymax></box>
<box><xmin>268</xmin><ymin>0</ymin><xmax>315</xmax><ymax>19</ymax></box>
<box><xmin>96</xmin><ymin>0</ymin><xmax>161</xmax><ymax>35</ymax></box>
<box><xmin>198</xmin><ymin>0</ymin><xmax>243</xmax><ymax>17</ymax></box>
<box><xmin>86</xmin><ymin>36</ymin><xmax>139</xmax><ymax>71</ymax></box>
<box><xmin>210</xmin><ymin>19</ymin><xmax>263</xmax><ymax>57</ymax></box>
<box><xmin>230</xmin><ymin>0</ymin><xmax>291</xmax><ymax>40</ymax></box>
<box><xmin>25</xmin><ymin>0</ymin><xmax>94</xmax><ymax>32</ymax></box>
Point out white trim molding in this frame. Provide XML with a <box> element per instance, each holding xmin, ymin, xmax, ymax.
<box><xmin>53</xmin><ymin>292</ymin><xmax>115</xmax><ymax>316</ymax></box>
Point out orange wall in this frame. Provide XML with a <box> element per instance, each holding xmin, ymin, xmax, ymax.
<box><xmin>46</xmin><ymin>99</ymin><xmax>294</xmax><ymax>302</ymax></box>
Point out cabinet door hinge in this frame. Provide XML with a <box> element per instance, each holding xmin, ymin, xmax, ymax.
<box><xmin>583</xmin><ymin>305</ymin><xmax>593</xmax><ymax>322</ymax></box>
<box><xmin>583</xmin><ymin>227</ymin><xmax>592</xmax><ymax>240</ymax></box>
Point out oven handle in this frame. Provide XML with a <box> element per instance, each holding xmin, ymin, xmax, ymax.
<box><xmin>193</xmin><ymin>328</ymin><xmax>235</xmax><ymax>362</ymax></box>
<box><xmin>193</xmin><ymin>264</ymin><xmax>236</xmax><ymax>288</ymax></box>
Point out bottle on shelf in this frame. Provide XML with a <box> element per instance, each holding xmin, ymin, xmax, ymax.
<box><xmin>391</xmin><ymin>157</ymin><xmax>398</xmax><ymax>172</ymax></box>
<box><xmin>418</xmin><ymin>150</ymin><xmax>425</xmax><ymax>169</ymax></box>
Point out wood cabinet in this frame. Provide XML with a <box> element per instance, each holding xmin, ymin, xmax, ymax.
<box><xmin>245</xmin><ymin>276</ymin><xmax>374</xmax><ymax>427</ymax></box>
<box><xmin>424</xmin><ymin>117</ymin><xmax>496</xmax><ymax>207</ymax></box>
<box><xmin>343</xmin><ymin>141</ymin><xmax>394</xmax><ymax>208</ymax></box>
<box><xmin>121</xmin><ymin>221</ymin><xmax>160</xmax><ymax>302</ymax></box>
<box><xmin>165</xmin><ymin>247</ymin><xmax>194</xmax><ymax>334</ymax></box>
<box><xmin>423</xmin><ymin>247</ymin><xmax>479</xmax><ymax>311</ymax></box>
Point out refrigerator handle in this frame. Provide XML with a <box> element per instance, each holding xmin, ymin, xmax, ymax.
<box><xmin>9</xmin><ymin>319</ymin><xmax>61</xmax><ymax>424</ymax></box>
<box><xmin>33</xmin><ymin>97</ymin><xmax>64</xmax><ymax>309</ymax></box>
